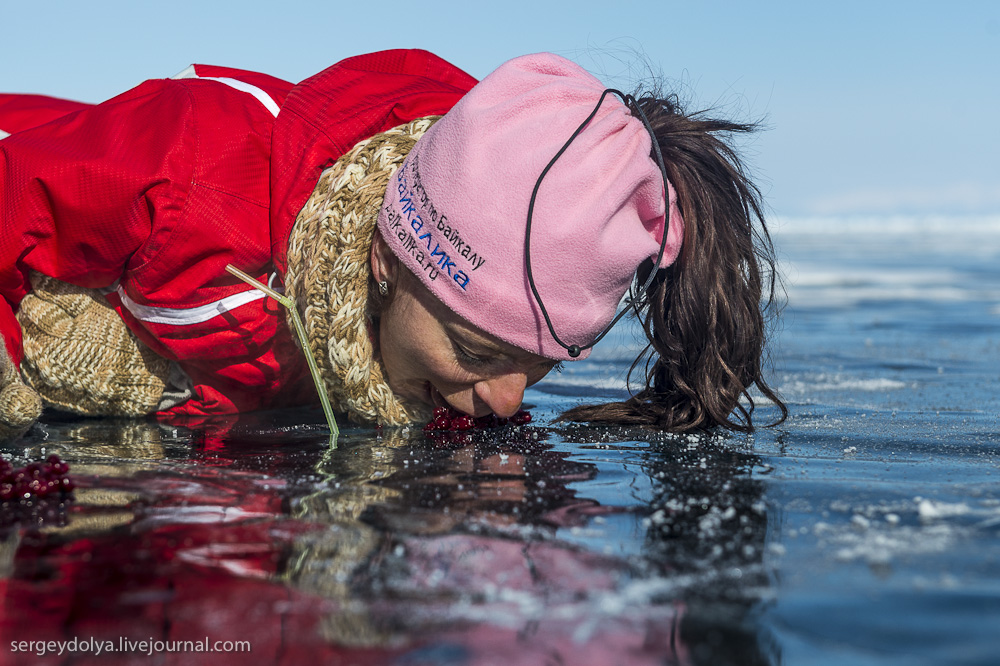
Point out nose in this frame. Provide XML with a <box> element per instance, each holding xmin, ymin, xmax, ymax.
<box><xmin>473</xmin><ymin>372</ymin><xmax>528</xmax><ymax>418</ymax></box>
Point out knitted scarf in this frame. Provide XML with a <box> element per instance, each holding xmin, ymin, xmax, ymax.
<box><xmin>283</xmin><ymin>116</ymin><xmax>440</xmax><ymax>426</ymax></box>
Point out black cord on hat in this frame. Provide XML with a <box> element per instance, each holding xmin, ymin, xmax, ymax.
<box><xmin>524</xmin><ymin>89</ymin><xmax>671</xmax><ymax>358</ymax></box>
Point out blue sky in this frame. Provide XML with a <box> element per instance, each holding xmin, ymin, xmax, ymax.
<box><xmin>3</xmin><ymin>0</ymin><xmax>998</xmax><ymax>218</ymax></box>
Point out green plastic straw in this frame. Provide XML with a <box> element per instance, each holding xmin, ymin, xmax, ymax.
<box><xmin>225</xmin><ymin>264</ymin><xmax>339</xmax><ymax>441</ymax></box>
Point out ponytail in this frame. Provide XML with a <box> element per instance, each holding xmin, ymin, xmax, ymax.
<box><xmin>560</xmin><ymin>93</ymin><xmax>787</xmax><ymax>432</ymax></box>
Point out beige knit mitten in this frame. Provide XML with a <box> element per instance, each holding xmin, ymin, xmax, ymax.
<box><xmin>0</xmin><ymin>343</ymin><xmax>42</xmax><ymax>441</ymax></box>
<box><xmin>16</xmin><ymin>273</ymin><xmax>171</xmax><ymax>417</ymax></box>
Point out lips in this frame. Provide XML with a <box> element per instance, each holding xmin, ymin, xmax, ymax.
<box><xmin>425</xmin><ymin>382</ymin><xmax>489</xmax><ymax>417</ymax></box>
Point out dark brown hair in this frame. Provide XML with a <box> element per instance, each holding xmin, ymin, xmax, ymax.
<box><xmin>559</xmin><ymin>93</ymin><xmax>787</xmax><ymax>432</ymax></box>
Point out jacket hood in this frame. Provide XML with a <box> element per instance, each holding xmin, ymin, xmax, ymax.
<box><xmin>269</xmin><ymin>49</ymin><xmax>477</xmax><ymax>275</ymax></box>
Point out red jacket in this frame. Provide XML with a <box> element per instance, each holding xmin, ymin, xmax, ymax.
<box><xmin>0</xmin><ymin>50</ymin><xmax>477</xmax><ymax>417</ymax></box>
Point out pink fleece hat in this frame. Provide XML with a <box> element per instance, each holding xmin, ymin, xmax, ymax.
<box><xmin>377</xmin><ymin>53</ymin><xmax>684</xmax><ymax>360</ymax></box>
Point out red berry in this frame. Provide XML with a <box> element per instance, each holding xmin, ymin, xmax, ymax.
<box><xmin>512</xmin><ymin>410</ymin><xmax>532</xmax><ymax>425</ymax></box>
<box><xmin>474</xmin><ymin>414</ymin><xmax>497</xmax><ymax>428</ymax></box>
<box><xmin>0</xmin><ymin>454</ymin><xmax>76</xmax><ymax>501</ymax></box>
<box><xmin>425</xmin><ymin>406</ymin><xmax>531</xmax><ymax>434</ymax></box>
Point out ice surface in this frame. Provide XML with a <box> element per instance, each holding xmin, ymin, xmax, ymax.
<box><xmin>2</xmin><ymin>216</ymin><xmax>998</xmax><ymax>665</ymax></box>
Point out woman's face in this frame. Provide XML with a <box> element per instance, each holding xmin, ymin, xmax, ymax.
<box><xmin>372</xmin><ymin>235</ymin><xmax>560</xmax><ymax>418</ymax></box>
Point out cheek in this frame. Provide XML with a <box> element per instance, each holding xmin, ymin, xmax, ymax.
<box><xmin>377</xmin><ymin>295</ymin><xmax>452</xmax><ymax>387</ymax></box>
<box><xmin>379</xmin><ymin>312</ymin><xmax>421</xmax><ymax>385</ymax></box>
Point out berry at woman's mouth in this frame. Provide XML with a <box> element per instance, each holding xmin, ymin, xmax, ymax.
<box><xmin>423</xmin><ymin>406</ymin><xmax>531</xmax><ymax>434</ymax></box>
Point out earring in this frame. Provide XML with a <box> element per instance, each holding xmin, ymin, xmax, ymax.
<box><xmin>377</xmin><ymin>280</ymin><xmax>389</xmax><ymax>296</ymax></box>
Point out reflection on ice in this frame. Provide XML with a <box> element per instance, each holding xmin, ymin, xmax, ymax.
<box><xmin>0</xmin><ymin>415</ymin><xmax>781</xmax><ymax>665</ymax></box>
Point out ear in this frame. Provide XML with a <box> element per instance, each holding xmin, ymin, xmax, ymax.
<box><xmin>370</xmin><ymin>229</ymin><xmax>399</xmax><ymax>286</ymax></box>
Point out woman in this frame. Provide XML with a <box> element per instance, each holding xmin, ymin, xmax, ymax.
<box><xmin>0</xmin><ymin>49</ymin><xmax>785</xmax><ymax>439</ymax></box>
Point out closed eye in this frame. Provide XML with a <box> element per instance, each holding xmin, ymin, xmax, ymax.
<box><xmin>452</xmin><ymin>340</ymin><xmax>496</xmax><ymax>368</ymax></box>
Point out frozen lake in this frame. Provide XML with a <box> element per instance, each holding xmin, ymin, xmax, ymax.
<box><xmin>1</xmin><ymin>215</ymin><xmax>998</xmax><ymax>665</ymax></box>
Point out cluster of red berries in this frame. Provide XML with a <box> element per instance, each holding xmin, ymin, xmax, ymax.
<box><xmin>423</xmin><ymin>407</ymin><xmax>532</xmax><ymax>434</ymax></box>
<box><xmin>0</xmin><ymin>454</ymin><xmax>75</xmax><ymax>502</ymax></box>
